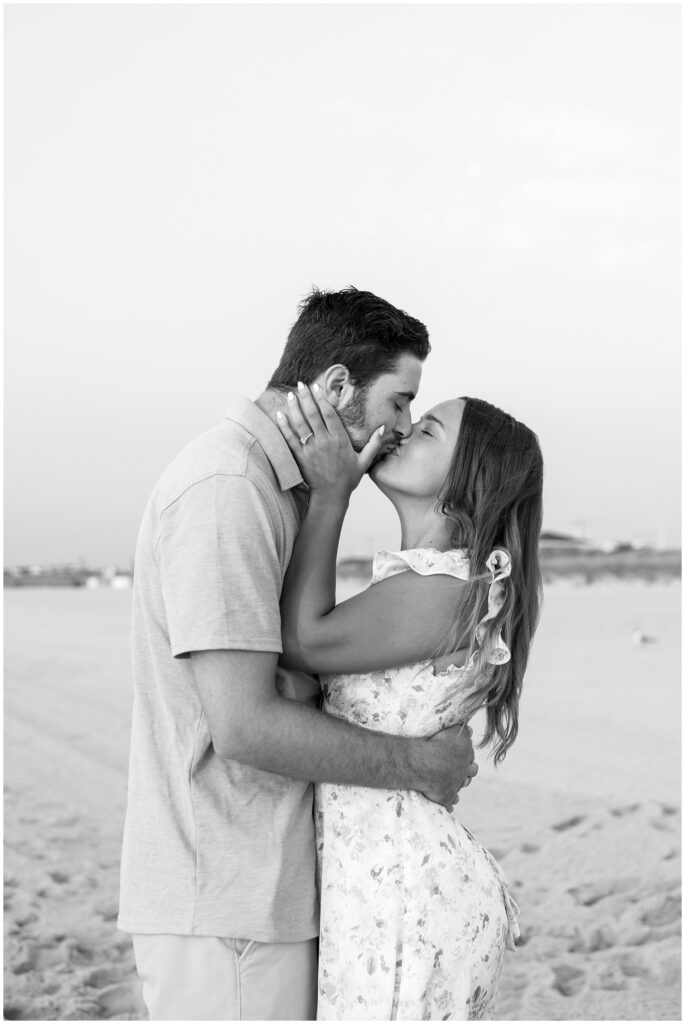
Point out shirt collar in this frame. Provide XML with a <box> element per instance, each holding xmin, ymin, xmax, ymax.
<box><xmin>224</xmin><ymin>395</ymin><xmax>304</xmax><ymax>492</ymax></box>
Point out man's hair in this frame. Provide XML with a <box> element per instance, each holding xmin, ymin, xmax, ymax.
<box><xmin>267</xmin><ymin>287</ymin><xmax>430</xmax><ymax>392</ymax></box>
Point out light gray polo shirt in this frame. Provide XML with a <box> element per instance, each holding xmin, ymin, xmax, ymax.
<box><xmin>118</xmin><ymin>396</ymin><xmax>320</xmax><ymax>942</ymax></box>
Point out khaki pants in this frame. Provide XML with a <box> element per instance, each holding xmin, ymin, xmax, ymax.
<box><xmin>132</xmin><ymin>933</ymin><xmax>318</xmax><ymax>1020</ymax></box>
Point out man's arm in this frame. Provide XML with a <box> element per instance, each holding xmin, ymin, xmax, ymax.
<box><xmin>191</xmin><ymin>649</ymin><xmax>476</xmax><ymax>809</ymax></box>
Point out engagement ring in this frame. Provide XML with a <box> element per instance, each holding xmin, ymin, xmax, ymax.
<box><xmin>299</xmin><ymin>432</ymin><xmax>314</xmax><ymax>446</ymax></box>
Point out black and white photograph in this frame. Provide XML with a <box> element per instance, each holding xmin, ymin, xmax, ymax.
<box><xmin>4</xmin><ymin>3</ymin><xmax>681</xmax><ymax>1021</ymax></box>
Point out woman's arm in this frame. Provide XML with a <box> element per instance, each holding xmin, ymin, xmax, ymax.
<box><xmin>282</xmin><ymin>520</ymin><xmax>465</xmax><ymax>673</ymax></box>
<box><xmin>277</xmin><ymin>386</ymin><xmax>467</xmax><ymax>674</ymax></box>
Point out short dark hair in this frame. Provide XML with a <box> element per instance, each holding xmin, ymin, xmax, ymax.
<box><xmin>267</xmin><ymin>286</ymin><xmax>430</xmax><ymax>392</ymax></box>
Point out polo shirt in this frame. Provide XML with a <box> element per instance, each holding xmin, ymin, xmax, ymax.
<box><xmin>118</xmin><ymin>396</ymin><xmax>320</xmax><ymax>942</ymax></box>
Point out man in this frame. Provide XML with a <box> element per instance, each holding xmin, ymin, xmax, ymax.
<box><xmin>118</xmin><ymin>287</ymin><xmax>477</xmax><ymax>1020</ymax></box>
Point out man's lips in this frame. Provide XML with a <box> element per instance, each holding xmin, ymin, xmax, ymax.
<box><xmin>369</xmin><ymin>443</ymin><xmax>398</xmax><ymax>470</ymax></box>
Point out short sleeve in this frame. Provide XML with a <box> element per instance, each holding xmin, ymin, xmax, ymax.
<box><xmin>371</xmin><ymin>547</ymin><xmax>470</xmax><ymax>585</ymax></box>
<box><xmin>158</xmin><ymin>474</ymin><xmax>283</xmax><ymax>658</ymax></box>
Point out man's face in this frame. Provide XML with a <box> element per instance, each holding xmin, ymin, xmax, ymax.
<box><xmin>337</xmin><ymin>353</ymin><xmax>423</xmax><ymax>455</ymax></box>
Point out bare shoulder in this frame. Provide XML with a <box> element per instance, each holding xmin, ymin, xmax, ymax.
<box><xmin>361</xmin><ymin>566</ymin><xmax>467</xmax><ymax>611</ymax></box>
<box><xmin>347</xmin><ymin>567</ymin><xmax>467</xmax><ymax>638</ymax></box>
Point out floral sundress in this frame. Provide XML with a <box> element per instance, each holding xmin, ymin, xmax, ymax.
<box><xmin>315</xmin><ymin>548</ymin><xmax>520</xmax><ymax>1021</ymax></box>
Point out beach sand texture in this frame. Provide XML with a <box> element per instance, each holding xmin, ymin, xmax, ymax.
<box><xmin>4</xmin><ymin>580</ymin><xmax>681</xmax><ymax>1021</ymax></box>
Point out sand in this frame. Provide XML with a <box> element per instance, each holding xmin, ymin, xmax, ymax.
<box><xmin>3</xmin><ymin>579</ymin><xmax>681</xmax><ymax>1021</ymax></box>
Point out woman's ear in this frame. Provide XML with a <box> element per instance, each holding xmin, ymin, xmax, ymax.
<box><xmin>319</xmin><ymin>364</ymin><xmax>353</xmax><ymax>409</ymax></box>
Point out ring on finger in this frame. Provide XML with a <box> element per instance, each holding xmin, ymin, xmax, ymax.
<box><xmin>299</xmin><ymin>432</ymin><xmax>314</xmax><ymax>446</ymax></box>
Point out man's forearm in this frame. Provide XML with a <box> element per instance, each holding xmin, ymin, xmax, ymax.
<box><xmin>219</xmin><ymin>693</ymin><xmax>429</xmax><ymax>792</ymax></box>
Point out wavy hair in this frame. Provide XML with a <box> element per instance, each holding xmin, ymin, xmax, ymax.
<box><xmin>437</xmin><ymin>398</ymin><xmax>544</xmax><ymax>764</ymax></box>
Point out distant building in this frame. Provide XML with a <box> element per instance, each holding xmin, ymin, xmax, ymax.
<box><xmin>4</xmin><ymin>564</ymin><xmax>133</xmax><ymax>588</ymax></box>
<box><xmin>111</xmin><ymin>573</ymin><xmax>133</xmax><ymax>590</ymax></box>
<box><xmin>337</xmin><ymin>557</ymin><xmax>373</xmax><ymax>579</ymax></box>
<box><xmin>84</xmin><ymin>568</ymin><xmax>133</xmax><ymax>589</ymax></box>
<box><xmin>598</xmin><ymin>537</ymin><xmax>651</xmax><ymax>555</ymax></box>
<box><xmin>539</xmin><ymin>531</ymin><xmax>591</xmax><ymax>556</ymax></box>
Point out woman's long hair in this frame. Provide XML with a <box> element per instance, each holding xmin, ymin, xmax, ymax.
<box><xmin>437</xmin><ymin>398</ymin><xmax>544</xmax><ymax>764</ymax></box>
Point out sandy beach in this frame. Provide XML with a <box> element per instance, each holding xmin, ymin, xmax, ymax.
<box><xmin>4</xmin><ymin>578</ymin><xmax>681</xmax><ymax>1021</ymax></box>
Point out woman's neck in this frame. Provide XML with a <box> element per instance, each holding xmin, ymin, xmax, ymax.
<box><xmin>395</xmin><ymin>498</ymin><xmax>452</xmax><ymax>552</ymax></box>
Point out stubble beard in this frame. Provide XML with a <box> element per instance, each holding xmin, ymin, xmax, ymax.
<box><xmin>338</xmin><ymin>387</ymin><xmax>393</xmax><ymax>470</ymax></box>
<box><xmin>336</xmin><ymin>387</ymin><xmax>370</xmax><ymax>454</ymax></box>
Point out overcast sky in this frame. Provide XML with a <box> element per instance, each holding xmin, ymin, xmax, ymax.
<box><xmin>5</xmin><ymin>3</ymin><xmax>681</xmax><ymax>566</ymax></box>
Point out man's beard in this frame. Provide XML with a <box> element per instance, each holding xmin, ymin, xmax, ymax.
<box><xmin>337</xmin><ymin>387</ymin><xmax>370</xmax><ymax>453</ymax></box>
<box><xmin>338</xmin><ymin>387</ymin><xmax>392</xmax><ymax>469</ymax></box>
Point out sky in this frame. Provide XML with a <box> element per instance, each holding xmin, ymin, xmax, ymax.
<box><xmin>4</xmin><ymin>3</ymin><xmax>681</xmax><ymax>566</ymax></box>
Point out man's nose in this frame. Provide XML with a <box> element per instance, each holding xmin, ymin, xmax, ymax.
<box><xmin>395</xmin><ymin>409</ymin><xmax>414</xmax><ymax>440</ymax></box>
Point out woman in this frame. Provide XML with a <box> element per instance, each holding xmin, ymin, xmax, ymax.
<box><xmin>276</xmin><ymin>385</ymin><xmax>543</xmax><ymax>1020</ymax></box>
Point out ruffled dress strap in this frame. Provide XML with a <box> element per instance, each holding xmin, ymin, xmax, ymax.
<box><xmin>475</xmin><ymin>549</ymin><xmax>513</xmax><ymax>666</ymax></box>
<box><xmin>371</xmin><ymin>548</ymin><xmax>470</xmax><ymax>586</ymax></box>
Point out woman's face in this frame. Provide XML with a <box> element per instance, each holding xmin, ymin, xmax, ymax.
<box><xmin>370</xmin><ymin>398</ymin><xmax>465</xmax><ymax>500</ymax></box>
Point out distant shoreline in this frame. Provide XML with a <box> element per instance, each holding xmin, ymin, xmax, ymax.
<box><xmin>4</xmin><ymin>549</ymin><xmax>681</xmax><ymax>588</ymax></box>
<box><xmin>338</xmin><ymin>549</ymin><xmax>682</xmax><ymax>584</ymax></box>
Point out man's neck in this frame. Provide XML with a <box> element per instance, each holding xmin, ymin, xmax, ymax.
<box><xmin>255</xmin><ymin>388</ymin><xmax>289</xmax><ymax>420</ymax></box>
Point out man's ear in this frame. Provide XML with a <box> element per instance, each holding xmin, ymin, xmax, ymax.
<box><xmin>319</xmin><ymin>365</ymin><xmax>354</xmax><ymax>409</ymax></box>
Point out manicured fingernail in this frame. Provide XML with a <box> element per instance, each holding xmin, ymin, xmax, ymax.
<box><xmin>297</xmin><ymin>381</ymin><xmax>305</xmax><ymax>392</ymax></box>
<box><xmin>379</xmin><ymin>425</ymin><xmax>386</xmax><ymax>435</ymax></box>
<box><xmin>313</xmin><ymin>383</ymin><xmax>321</xmax><ymax>393</ymax></box>
<box><xmin>276</xmin><ymin>411</ymin><xmax>284</xmax><ymax>421</ymax></box>
<box><xmin>287</xmin><ymin>392</ymin><xmax>294</xmax><ymax>401</ymax></box>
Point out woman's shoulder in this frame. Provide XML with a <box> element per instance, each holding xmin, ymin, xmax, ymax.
<box><xmin>371</xmin><ymin>547</ymin><xmax>470</xmax><ymax>585</ymax></box>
